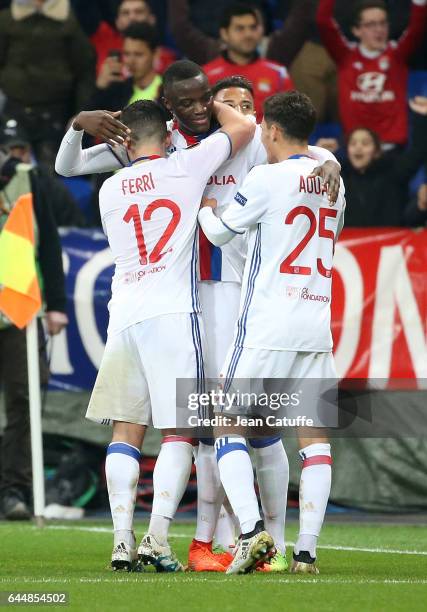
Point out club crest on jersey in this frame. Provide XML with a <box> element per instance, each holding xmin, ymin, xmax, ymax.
<box><xmin>258</xmin><ymin>79</ymin><xmax>272</xmax><ymax>93</ymax></box>
<box><xmin>379</xmin><ymin>57</ymin><xmax>390</xmax><ymax>71</ymax></box>
<box><xmin>234</xmin><ymin>192</ymin><xmax>247</xmax><ymax>206</ymax></box>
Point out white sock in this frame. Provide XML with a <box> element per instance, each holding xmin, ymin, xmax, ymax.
<box><xmin>214</xmin><ymin>502</ymin><xmax>236</xmax><ymax>550</ymax></box>
<box><xmin>150</xmin><ymin>436</ymin><xmax>193</xmax><ymax>543</ymax></box>
<box><xmin>194</xmin><ymin>441</ymin><xmax>224</xmax><ymax>543</ymax></box>
<box><xmin>215</xmin><ymin>436</ymin><xmax>260</xmax><ymax>535</ymax></box>
<box><xmin>295</xmin><ymin>443</ymin><xmax>332</xmax><ymax>558</ymax></box>
<box><xmin>148</xmin><ymin>514</ymin><xmax>171</xmax><ymax>544</ymax></box>
<box><xmin>250</xmin><ymin>437</ymin><xmax>289</xmax><ymax>555</ymax></box>
<box><xmin>105</xmin><ymin>442</ymin><xmax>140</xmax><ymax>543</ymax></box>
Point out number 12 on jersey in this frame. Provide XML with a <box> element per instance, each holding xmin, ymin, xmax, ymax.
<box><xmin>123</xmin><ymin>199</ymin><xmax>181</xmax><ymax>265</ymax></box>
<box><xmin>280</xmin><ymin>206</ymin><xmax>337</xmax><ymax>278</ymax></box>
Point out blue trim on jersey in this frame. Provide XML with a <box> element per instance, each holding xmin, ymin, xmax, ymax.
<box><xmin>210</xmin><ymin>245</ymin><xmax>223</xmax><ymax>281</ymax></box>
<box><xmin>194</xmin><ymin>313</ymin><xmax>205</xmax><ymax>393</ymax></box>
<box><xmin>216</xmin><ymin>438</ymin><xmax>249</xmax><ymax>461</ymax></box>
<box><xmin>190</xmin><ymin>313</ymin><xmax>205</xmax><ymax>401</ymax></box>
<box><xmin>190</xmin><ymin>313</ymin><xmax>201</xmax><ymax>395</ymax></box>
<box><xmin>107</xmin><ymin>144</ymin><xmax>129</xmax><ymax>167</ymax></box>
<box><xmin>191</xmin><ymin>231</ymin><xmax>200</xmax><ymax>312</ymax></box>
<box><xmin>287</xmin><ymin>154</ymin><xmax>313</xmax><ymax>160</ymax></box>
<box><xmin>107</xmin><ymin>442</ymin><xmax>141</xmax><ymax>462</ymax></box>
<box><xmin>217</xmin><ymin>130</ymin><xmax>233</xmax><ymax>160</ymax></box>
<box><xmin>249</xmin><ymin>436</ymin><xmax>281</xmax><ymax>448</ymax></box>
<box><xmin>220</xmin><ymin>218</ymin><xmax>245</xmax><ymax>235</ymax></box>
<box><xmin>223</xmin><ymin>226</ymin><xmax>262</xmax><ymax>394</ymax></box>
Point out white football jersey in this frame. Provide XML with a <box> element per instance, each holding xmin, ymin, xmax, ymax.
<box><xmin>56</xmin><ymin>124</ymin><xmax>340</xmax><ymax>285</ymax></box>
<box><xmin>110</xmin><ymin>127</ymin><xmax>340</xmax><ymax>284</ymax></box>
<box><xmin>200</xmin><ymin>155</ymin><xmax>346</xmax><ymax>352</ymax></box>
<box><xmin>100</xmin><ymin>131</ymin><xmax>231</xmax><ymax>336</ymax></box>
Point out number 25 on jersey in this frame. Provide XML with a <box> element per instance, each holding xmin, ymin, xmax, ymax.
<box><xmin>280</xmin><ymin>206</ymin><xmax>337</xmax><ymax>278</ymax></box>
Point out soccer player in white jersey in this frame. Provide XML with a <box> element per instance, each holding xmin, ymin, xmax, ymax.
<box><xmin>55</xmin><ymin>61</ymin><xmax>341</xmax><ymax>572</ymax></box>
<box><xmin>198</xmin><ymin>91</ymin><xmax>345</xmax><ymax>574</ymax></box>
<box><xmin>84</xmin><ymin>98</ymin><xmax>255</xmax><ymax>572</ymax></box>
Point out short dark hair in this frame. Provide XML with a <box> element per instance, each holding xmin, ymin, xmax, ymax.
<box><xmin>211</xmin><ymin>75</ymin><xmax>254</xmax><ymax>97</ymax></box>
<box><xmin>121</xmin><ymin>100</ymin><xmax>167</xmax><ymax>144</ymax></box>
<box><xmin>163</xmin><ymin>60</ymin><xmax>205</xmax><ymax>94</ymax></box>
<box><xmin>220</xmin><ymin>2</ymin><xmax>260</xmax><ymax>29</ymax></box>
<box><xmin>122</xmin><ymin>22</ymin><xmax>159</xmax><ymax>50</ymax></box>
<box><xmin>263</xmin><ymin>91</ymin><xmax>316</xmax><ymax>142</ymax></box>
<box><xmin>353</xmin><ymin>1</ymin><xmax>388</xmax><ymax>25</ymax></box>
<box><xmin>347</xmin><ymin>126</ymin><xmax>382</xmax><ymax>153</ymax></box>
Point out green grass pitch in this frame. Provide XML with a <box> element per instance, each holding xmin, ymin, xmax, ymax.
<box><xmin>1</xmin><ymin>520</ymin><xmax>426</xmax><ymax>611</ymax></box>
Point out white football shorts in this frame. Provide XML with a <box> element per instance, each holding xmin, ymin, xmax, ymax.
<box><xmin>218</xmin><ymin>347</ymin><xmax>338</xmax><ymax>427</ymax></box>
<box><xmin>86</xmin><ymin>312</ymin><xmax>205</xmax><ymax>429</ymax></box>
<box><xmin>198</xmin><ymin>280</ymin><xmax>241</xmax><ymax>379</ymax></box>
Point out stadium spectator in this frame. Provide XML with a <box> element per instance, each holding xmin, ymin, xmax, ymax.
<box><xmin>202</xmin><ymin>3</ymin><xmax>294</xmax><ymax>117</ymax></box>
<box><xmin>169</xmin><ymin>0</ymin><xmax>315</xmax><ymax>67</ymax></box>
<box><xmin>0</xmin><ymin>0</ymin><xmax>95</xmax><ymax>171</ymax></box>
<box><xmin>0</xmin><ymin>118</ymin><xmax>85</xmax><ymax>227</ymax></box>
<box><xmin>73</xmin><ymin>0</ymin><xmax>176</xmax><ymax>75</ymax></box>
<box><xmin>317</xmin><ymin>0</ymin><xmax>427</xmax><ymax>147</ymax></box>
<box><xmin>0</xmin><ymin>153</ymin><xmax>68</xmax><ymax>520</ymax></box>
<box><xmin>89</xmin><ymin>22</ymin><xmax>162</xmax><ymax>112</ymax></box>
<box><xmin>340</xmin><ymin>97</ymin><xmax>427</xmax><ymax>227</ymax></box>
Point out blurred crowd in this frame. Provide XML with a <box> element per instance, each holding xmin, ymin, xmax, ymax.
<box><xmin>0</xmin><ymin>0</ymin><xmax>426</xmax><ymax>229</ymax></box>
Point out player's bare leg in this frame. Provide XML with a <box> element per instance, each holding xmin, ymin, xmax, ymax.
<box><xmin>138</xmin><ymin>428</ymin><xmax>193</xmax><ymax>572</ymax></box>
<box><xmin>291</xmin><ymin>429</ymin><xmax>332</xmax><ymax>574</ymax></box>
<box><xmin>107</xmin><ymin>421</ymin><xmax>146</xmax><ymax>571</ymax></box>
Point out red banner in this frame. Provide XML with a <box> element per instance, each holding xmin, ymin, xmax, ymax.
<box><xmin>332</xmin><ymin>228</ymin><xmax>427</xmax><ymax>381</ymax></box>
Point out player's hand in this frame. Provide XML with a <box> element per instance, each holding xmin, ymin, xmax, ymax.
<box><xmin>45</xmin><ymin>311</ymin><xmax>68</xmax><ymax>336</ymax></box>
<box><xmin>72</xmin><ymin>110</ymin><xmax>131</xmax><ymax>145</ymax></box>
<box><xmin>409</xmin><ymin>96</ymin><xmax>427</xmax><ymax>116</ymax></box>
<box><xmin>201</xmin><ymin>196</ymin><xmax>218</xmax><ymax>210</ymax></box>
<box><xmin>309</xmin><ymin>161</ymin><xmax>340</xmax><ymax>205</ymax></box>
<box><xmin>96</xmin><ymin>56</ymin><xmax>124</xmax><ymax>89</ymax></box>
<box><xmin>315</xmin><ymin>138</ymin><xmax>339</xmax><ymax>153</ymax></box>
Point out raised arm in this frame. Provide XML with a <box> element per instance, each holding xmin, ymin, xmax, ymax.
<box><xmin>395</xmin><ymin>0</ymin><xmax>427</xmax><ymax>62</ymax></box>
<box><xmin>168</xmin><ymin>0</ymin><xmax>221</xmax><ymax>64</ymax></box>
<box><xmin>199</xmin><ymin>166</ymin><xmax>267</xmax><ymax>246</ymax></box>
<box><xmin>55</xmin><ymin>129</ymin><xmax>121</xmax><ymax>176</ymax></box>
<box><xmin>55</xmin><ymin>110</ymin><xmax>130</xmax><ymax>176</ymax></box>
<box><xmin>267</xmin><ymin>0</ymin><xmax>317</xmax><ymax>67</ymax></box>
<box><xmin>214</xmin><ymin>101</ymin><xmax>256</xmax><ymax>156</ymax></box>
<box><xmin>393</xmin><ymin>98</ymin><xmax>427</xmax><ymax>183</ymax></box>
<box><xmin>316</xmin><ymin>0</ymin><xmax>351</xmax><ymax>64</ymax></box>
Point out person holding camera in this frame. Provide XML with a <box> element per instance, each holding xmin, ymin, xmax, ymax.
<box><xmin>89</xmin><ymin>22</ymin><xmax>162</xmax><ymax>111</ymax></box>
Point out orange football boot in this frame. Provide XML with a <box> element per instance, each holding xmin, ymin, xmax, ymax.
<box><xmin>188</xmin><ymin>539</ymin><xmax>233</xmax><ymax>572</ymax></box>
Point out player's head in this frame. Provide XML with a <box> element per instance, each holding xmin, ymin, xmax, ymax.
<box><xmin>122</xmin><ymin>23</ymin><xmax>159</xmax><ymax>81</ymax></box>
<box><xmin>212</xmin><ymin>76</ymin><xmax>256</xmax><ymax>117</ymax></box>
<box><xmin>261</xmin><ymin>91</ymin><xmax>316</xmax><ymax>162</ymax></box>
<box><xmin>352</xmin><ymin>0</ymin><xmax>389</xmax><ymax>51</ymax></box>
<box><xmin>162</xmin><ymin>60</ymin><xmax>213</xmax><ymax>135</ymax></box>
<box><xmin>116</xmin><ymin>0</ymin><xmax>155</xmax><ymax>33</ymax></box>
<box><xmin>121</xmin><ymin>100</ymin><xmax>169</xmax><ymax>157</ymax></box>
<box><xmin>219</xmin><ymin>2</ymin><xmax>263</xmax><ymax>59</ymax></box>
<box><xmin>347</xmin><ymin>127</ymin><xmax>381</xmax><ymax>171</ymax></box>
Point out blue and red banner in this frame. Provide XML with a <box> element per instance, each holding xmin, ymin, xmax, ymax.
<box><xmin>50</xmin><ymin>227</ymin><xmax>427</xmax><ymax>391</ymax></box>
